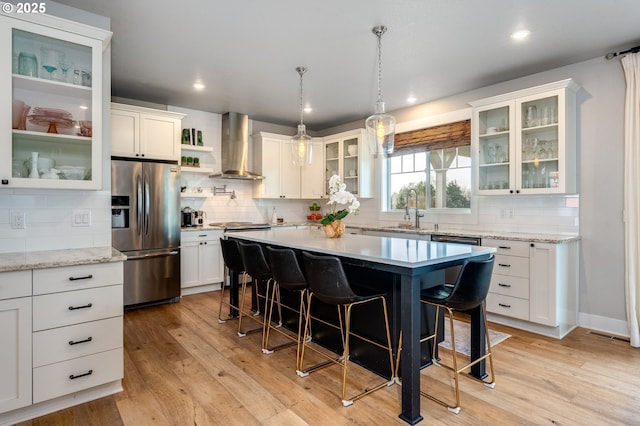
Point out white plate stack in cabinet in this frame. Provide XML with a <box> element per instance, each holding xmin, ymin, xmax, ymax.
<box><xmin>470</xmin><ymin>79</ymin><xmax>579</xmax><ymax>195</ymax></box>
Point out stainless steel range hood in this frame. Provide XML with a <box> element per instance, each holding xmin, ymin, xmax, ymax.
<box><xmin>210</xmin><ymin>112</ymin><xmax>263</xmax><ymax>180</ymax></box>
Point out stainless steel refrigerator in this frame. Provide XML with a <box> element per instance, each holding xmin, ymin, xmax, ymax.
<box><xmin>111</xmin><ymin>159</ymin><xmax>181</xmax><ymax>307</ymax></box>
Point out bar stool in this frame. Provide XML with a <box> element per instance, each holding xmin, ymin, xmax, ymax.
<box><xmin>237</xmin><ymin>241</ymin><xmax>272</xmax><ymax>338</ymax></box>
<box><xmin>415</xmin><ymin>255</ymin><xmax>495</xmax><ymax>414</ymax></box>
<box><xmin>298</xmin><ymin>251</ymin><xmax>395</xmax><ymax>407</ymax></box>
<box><xmin>263</xmin><ymin>247</ymin><xmax>308</xmax><ymax>366</ymax></box>
<box><xmin>218</xmin><ymin>238</ymin><xmax>246</xmax><ymax>323</ymax></box>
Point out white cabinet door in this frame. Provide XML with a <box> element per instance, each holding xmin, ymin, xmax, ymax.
<box><xmin>281</xmin><ymin>140</ymin><xmax>301</xmax><ymax>198</ymax></box>
<box><xmin>529</xmin><ymin>242</ymin><xmax>557</xmax><ymax>326</ymax></box>
<box><xmin>300</xmin><ymin>140</ymin><xmax>326</xmax><ymax>199</ymax></box>
<box><xmin>139</xmin><ymin>113</ymin><xmax>181</xmax><ymax>161</ymax></box>
<box><xmin>110</xmin><ymin>108</ymin><xmax>139</xmax><ymax>158</ymax></box>
<box><xmin>180</xmin><ymin>241</ymin><xmax>200</xmax><ymax>288</ymax></box>
<box><xmin>258</xmin><ymin>137</ymin><xmax>283</xmax><ymax>199</ymax></box>
<box><xmin>0</xmin><ymin>297</ymin><xmax>32</xmax><ymax>413</ymax></box>
<box><xmin>200</xmin><ymin>239</ymin><xmax>223</xmax><ymax>284</ymax></box>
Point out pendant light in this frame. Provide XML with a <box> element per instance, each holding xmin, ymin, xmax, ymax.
<box><xmin>365</xmin><ymin>25</ymin><xmax>395</xmax><ymax>157</ymax></box>
<box><xmin>291</xmin><ymin>66</ymin><xmax>313</xmax><ymax>166</ymax></box>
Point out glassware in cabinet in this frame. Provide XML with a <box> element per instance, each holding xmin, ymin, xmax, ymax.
<box><xmin>4</xmin><ymin>17</ymin><xmax>107</xmax><ymax>189</ymax></box>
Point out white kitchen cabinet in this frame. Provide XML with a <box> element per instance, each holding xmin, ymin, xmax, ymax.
<box><xmin>111</xmin><ymin>102</ymin><xmax>185</xmax><ymax>161</ymax></box>
<box><xmin>0</xmin><ymin>271</ymin><xmax>32</xmax><ymax>414</ymax></box>
<box><xmin>483</xmin><ymin>238</ymin><xmax>578</xmax><ymax>338</ymax></box>
<box><xmin>31</xmin><ymin>261</ymin><xmax>123</xmax><ymax>404</ymax></box>
<box><xmin>470</xmin><ymin>79</ymin><xmax>579</xmax><ymax>195</ymax></box>
<box><xmin>253</xmin><ymin>133</ymin><xmax>324</xmax><ymax>199</ymax></box>
<box><xmin>323</xmin><ymin>129</ymin><xmax>373</xmax><ymax>198</ymax></box>
<box><xmin>1</xmin><ymin>12</ymin><xmax>111</xmax><ymax>189</ymax></box>
<box><xmin>181</xmin><ymin>230</ymin><xmax>224</xmax><ymax>293</ymax></box>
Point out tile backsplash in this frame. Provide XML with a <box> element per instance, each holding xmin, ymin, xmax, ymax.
<box><xmin>0</xmin><ymin>189</ymin><xmax>111</xmax><ymax>253</ymax></box>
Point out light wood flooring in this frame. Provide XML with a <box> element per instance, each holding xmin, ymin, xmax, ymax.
<box><xmin>17</xmin><ymin>290</ymin><xmax>640</xmax><ymax>426</ymax></box>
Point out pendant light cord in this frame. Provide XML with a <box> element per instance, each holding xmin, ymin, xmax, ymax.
<box><xmin>296</xmin><ymin>67</ymin><xmax>307</xmax><ymax>126</ymax></box>
<box><xmin>376</xmin><ymin>29</ymin><xmax>383</xmax><ymax>103</ymax></box>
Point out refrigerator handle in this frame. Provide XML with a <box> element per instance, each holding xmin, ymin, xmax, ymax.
<box><xmin>136</xmin><ymin>175</ymin><xmax>143</xmax><ymax>238</ymax></box>
<box><xmin>144</xmin><ymin>179</ymin><xmax>150</xmax><ymax>236</ymax></box>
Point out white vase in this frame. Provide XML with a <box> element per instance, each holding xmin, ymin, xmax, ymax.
<box><xmin>29</xmin><ymin>152</ymin><xmax>39</xmax><ymax>179</ymax></box>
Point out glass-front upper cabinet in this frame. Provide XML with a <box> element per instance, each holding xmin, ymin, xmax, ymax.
<box><xmin>471</xmin><ymin>79</ymin><xmax>579</xmax><ymax>195</ymax></box>
<box><xmin>323</xmin><ymin>129</ymin><xmax>372</xmax><ymax>198</ymax></box>
<box><xmin>0</xmin><ymin>13</ymin><xmax>111</xmax><ymax>189</ymax></box>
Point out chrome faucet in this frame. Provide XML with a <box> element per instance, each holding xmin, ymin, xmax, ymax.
<box><xmin>407</xmin><ymin>188</ymin><xmax>424</xmax><ymax>229</ymax></box>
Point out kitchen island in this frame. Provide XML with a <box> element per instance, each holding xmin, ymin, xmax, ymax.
<box><xmin>226</xmin><ymin>227</ymin><xmax>496</xmax><ymax>424</ymax></box>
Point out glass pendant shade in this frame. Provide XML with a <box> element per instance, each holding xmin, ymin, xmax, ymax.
<box><xmin>366</xmin><ymin>25</ymin><xmax>395</xmax><ymax>157</ymax></box>
<box><xmin>366</xmin><ymin>100</ymin><xmax>395</xmax><ymax>157</ymax></box>
<box><xmin>291</xmin><ymin>66</ymin><xmax>312</xmax><ymax>166</ymax></box>
<box><xmin>291</xmin><ymin>124</ymin><xmax>312</xmax><ymax>166</ymax></box>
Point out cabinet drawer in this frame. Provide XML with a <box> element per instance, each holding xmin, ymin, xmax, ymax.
<box><xmin>33</xmin><ymin>262</ymin><xmax>123</xmax><ymax>295</ymax></box>
<box><xmin>486</xmin><ymin>293</ymin><xmax>529</xmax><ymax>320</ymax></box>
<box><xmin>0</xmin><ymin>270</ymin><xmax>31</xmax><ymax>299</ymax></box>
<box><xmin>181</xmin><ymin>230</ymin><xmax>224</xmax><ymax>243</ymax></box>
<box><xmin>33</xmin><ymin>285</ymin><xmax>123</xmax><ymax>331</ymax></box>
<box><xmin>490</xmin><ymin>273</ymin><xmax>529</xmax><ymax>299</ymax></box>
<box><xmin>33</xmin><ymin>317</ymin><xmax>122</xmax><ymax>368</ymax></box>
<box><xmin>33</xmin><ymin>348</ymin><xmax>123</xmax><ymax>404</ymax></box>
<box><xmin>494</xmin><ymin>254</ymin><xmax>529</xmax><ymax>278</ymax></box>
<box><xmin>482</xmin><ymin>239</ymin><xmax>530</xmax><ymax>257</ymax></box>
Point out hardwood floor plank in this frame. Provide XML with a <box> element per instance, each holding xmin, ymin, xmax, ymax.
<box><xmin>17</xmin><ymin>290</ymin><xmax>640</xmax><ymax>426</ymax></box>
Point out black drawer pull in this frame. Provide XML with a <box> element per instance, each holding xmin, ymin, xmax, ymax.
<box><xmin>498</xmin><ymin>246</ymin><xmax>511</xmax><ymax>250</ymax></box>
<box><xmin>68</xmin><ymin>303</ymin><xmax>93</xmax><ymax>311</ymax></box>
<box><xmin>498</xmin><ymin>263</ymin><xmax>511</xmax><ymax>267</ymax></box>
<box><xmin>498</xmin><ymin>303</ymin><xmax>512</xmax><ymax>308</ymax></box>
<box><xmin>69</xmin><ymin>369</ymin><xmax>93</xmax><ymax>380</ymax></box>
<box><xmin>498</xmin><ymin>283</ymin><xmax>511</xmax><ymax>288</ymax></box>
<box><xmin>69</xmin><ymin>337</ymin><xmax>93</xmax><ymax>346</ymax></box>
<box><xmin>69</xmin><ymin>274</ymin><xmax>93</xmax><ymax>281</ymax></box>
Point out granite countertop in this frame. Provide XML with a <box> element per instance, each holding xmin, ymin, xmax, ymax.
<box><xmin>181</xmin><ymin>221</ymin><xmax>578</xmax><ymax>244</ymax></box>
<box><xmin>0</xmin><ymin>246</ymin><xmax>126</xmax><ymax>273</ymax></box>
<box><xmin>346</xmin><ymin>223</ymin><xmax>580</xmax><ymax>244</ymax></box>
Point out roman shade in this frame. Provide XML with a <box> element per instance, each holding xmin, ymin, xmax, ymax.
<box><xmin>391</xmin><ymin>119</ymin><xmax>471</xmax><ymax>156</ymax></box>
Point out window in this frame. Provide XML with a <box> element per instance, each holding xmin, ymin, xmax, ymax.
<box><xmin>388</xmin><ymin>119</ymin><xmax>471</xmax><ymax>211</ymax></box>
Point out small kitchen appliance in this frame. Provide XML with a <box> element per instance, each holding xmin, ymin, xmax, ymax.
<box><xmin>181</xmin><ymin>206</ymin><xmax>196</xmax><ymax>227</ymax></box>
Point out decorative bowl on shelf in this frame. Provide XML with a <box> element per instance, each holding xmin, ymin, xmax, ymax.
<box><xmin>347</xmin><ymin>145</ymin><xmax>358</xmax><ymax>156</ymax></box>
<box><xmin>58</xmin><ymin>165</ymin><xmax>87</xmax><ymax>180</ymax></box>
<box><xmin>28</xmin><ymin>107</ymin><xmax>74</xmax><ymax>134</ymax></box>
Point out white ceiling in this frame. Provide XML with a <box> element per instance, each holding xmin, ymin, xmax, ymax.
<box><xmin>53</xmin><ymin>0</ymin><xmax>640</xmax><ymax>130</ymax></box>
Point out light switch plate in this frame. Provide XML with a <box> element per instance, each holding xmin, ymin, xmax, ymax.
<box><xmin>72</xmin><ymin>210</ymin><xmax>91</xmax><ymax>227</ymax></box>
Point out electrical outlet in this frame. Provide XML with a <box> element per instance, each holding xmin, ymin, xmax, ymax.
<box><xmin>11</xmin><ymin>211</ymin><xmax>26</xmax><ymax>229</ymax></box>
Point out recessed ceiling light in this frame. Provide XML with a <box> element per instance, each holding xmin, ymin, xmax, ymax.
<box><xmin>193</xmin><ymin>82</ymin><xmax>205</xmax><ymax>90</ymax></box>
<box><xmin>511</xmin><ymin>30</ymin><xmax>530</xmax><ymax>40</ymax></box>
<box><xmin>79</xmin><ymin>105</ymin><xmax>88</xmax><ymax>110</ymax></box>
<box><xmin>304</xmin><ymin>106</ymin><xmax>312</xmax><ymax>113</ymax></box>
<box><xmin>407</xmin><ymin>96</ymin><xmax>417</xmax><ymax>104</ymax></box>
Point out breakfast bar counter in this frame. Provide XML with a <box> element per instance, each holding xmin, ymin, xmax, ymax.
<box><xmin>226</xmin><ymin>227</ymin><xmax>496</xmax><ymax>424</ymax></box>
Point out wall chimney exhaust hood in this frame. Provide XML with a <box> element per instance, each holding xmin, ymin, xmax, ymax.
<box><xmin>210</xmin><ymin>112</ymin><xmax>263</xmax><ymax>180</ymax></box>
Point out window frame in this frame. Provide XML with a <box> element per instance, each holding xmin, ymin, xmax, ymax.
<box><xmin>383</xmin><ymin>108</ymin><xmax>476</xmax><ymax>217</ymax></box>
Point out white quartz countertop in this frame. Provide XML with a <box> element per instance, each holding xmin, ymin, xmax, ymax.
<box><xmin>226</xmin><ymin>227</ymin><xmax>495</xmax><ymax>269</ymax></box>
<box><xmin>0</xmin><ymin>246</ymin><xmax>126</xmax><ymax>272</ymax></box>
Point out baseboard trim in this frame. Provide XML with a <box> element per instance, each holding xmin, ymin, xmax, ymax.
<box><xmin>578</xmin><ymin>313</ymin><xmax>629</xmax><ymax>338</ymax></box>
